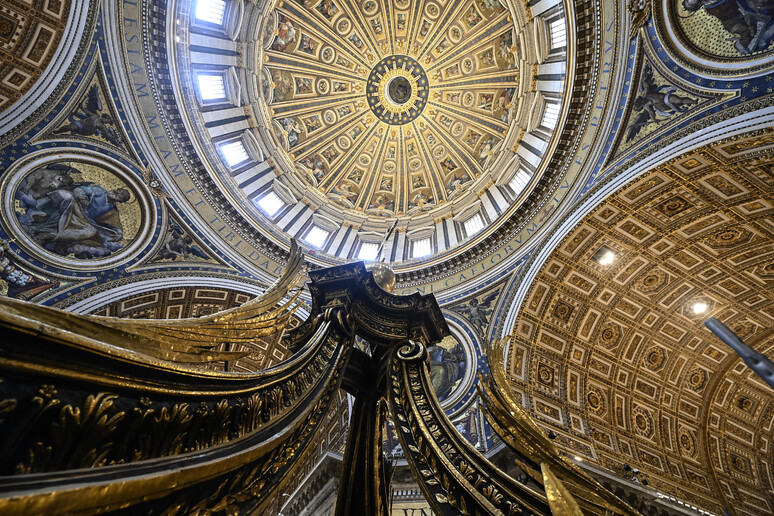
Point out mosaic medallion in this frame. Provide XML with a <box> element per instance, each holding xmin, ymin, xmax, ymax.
<box><xmin>1</xmin><ymin>153</ymin><xmax>154</xmax><ymax>269</ymax></box>
<box><xmin>366</xmin><ymin>55</ymin><xmax>428</xmax><ymax>125</ymax></box>
<box><xmin>672</xmin><ymin>1</ymin><xmax>774</xmax><ymax>59</ymax></box>
<box><xmin>428</xmin><ymin>333</ymin><xmax>468</xmax><ymax>405</ymax></box>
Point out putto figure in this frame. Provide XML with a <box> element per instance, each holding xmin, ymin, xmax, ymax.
<box><xmin>54</xmin><ymin>85</ymin><xmax>122</xmax><ymax>146</ymax></box>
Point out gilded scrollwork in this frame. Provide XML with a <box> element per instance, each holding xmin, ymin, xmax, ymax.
<box><xmin>156</xmin><ymin>362</ymin><xmax>345</xmax><ymax>516</ymax></box>
<box><xmin>286</xmin><ymin>262</ymin><xmax>450</xmax><ymax>351</ymax></box>
<box><xmin>0</xmin><ymin>318</ymin><xmax>351</xmax><ymax>515</ymax></box>
<box><xmin>478</xmin><ymin>337</ymin><xmax>641</xmax><ymax>515</ymax></box>
<box><xmin>388</xmin><ymin>340</ymin><xmax>551</xmax><ymax>516</ymax></box>
<box><xmin>0</xmin><ymin>323</ymin><xmax>339</xmax><ymax>476</ymax></box>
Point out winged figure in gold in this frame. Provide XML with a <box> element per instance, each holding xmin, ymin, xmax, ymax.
<box><xmin>0</xmin><ymin>240</ymin><xmax>305</xmax><ymax>365</ymax></box>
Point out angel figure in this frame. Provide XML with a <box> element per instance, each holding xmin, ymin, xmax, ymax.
<box><xmin>54</xmin><ymin>85</ymin><xmax>121</xmax><ymax>146</ymax></box>
<box><xmin>156</xmin><ymin>223</ymin><xmax>209</xmax><ymax>261</ymax></box>
<box><xmin>626</xmin><ymin>62</ymin><xmax>697</xmax><ymax>142</ymax></box>
<box><xmin>455</xmin><ymin>291</ymin><xmax>499</xmax><ymax>335</ymax></box>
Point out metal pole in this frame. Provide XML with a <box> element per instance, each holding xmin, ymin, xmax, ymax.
<box><xmin>704</xmin><ymin>317</ymin><xmax>774</xmax><ymax>390</ymax></box>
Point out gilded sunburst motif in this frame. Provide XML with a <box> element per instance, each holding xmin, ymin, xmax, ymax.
<box><xmin>260</xmin><ymin>0</ymin><xmax>519</xmax><ymax>216</ymax></box>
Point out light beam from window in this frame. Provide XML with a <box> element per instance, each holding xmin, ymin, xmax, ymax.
<box><xmin>358</xmin><ymin>242</ymin><xmax>379</xmax><ymax>261</ymax></box>
<box><xmin>463</xmin><ymin>213</ymin><xmax>485</xmax><ymax>236</ymax></box>
<box><xmin>303</xmin><ymin>226</ymin><xmax>330</xmax><ymax>248</ymax></box>
<box><xmin>541</xmin><ymin>102</ymin><xmax>560</xmax><ymax>129</ymax></box>
<box><xmin>256</xmin><ymin>191</ymin><xmax>285</xmax><ymax>217</ymax></box>
<box><xmin>197</xmin><ymin>74</ymin><xmax>226</xmax><ymax>101</ymax></box>
<box><xmin>412</xmin><ymin>238</ymin><xmax>432</xmax><ymax>258</ymax></box>
<box><xmin>549</xmin><ymin>18</ymin><xmax>567</xmax><ymax>49</ymax></box>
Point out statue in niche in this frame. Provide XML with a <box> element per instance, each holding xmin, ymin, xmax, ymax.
<box><xmin>0</xmin><ymin>241</ymin><xmax>59</xmax><ymax>300</ymax></box>
<box><xmin>682</xmin><ymin>0</ymin><xmax>774</xmax><ymax>55</ymax></box>
<box><xmin>14</xmin><ymin>163</ymin><xmax>136</xmax><ymax>259</ymax></box>
<box><xmin>627</xmin><ymin>62</ymin><xmax>697</xmax><ymax>142</ymax></box>
<box><xmin>428</xmin><ymin>336</ymin><xmax>467</xmax><ymax>402</ymax></box>
<box><xmin>54</xmin><ymin>85</ymin><xmax>122</xmax><ymax>146</ymax></box>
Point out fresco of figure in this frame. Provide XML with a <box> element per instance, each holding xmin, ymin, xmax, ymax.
<box><xmin>454</xmin><ymin>291</ymin><xmax>499</xmax><ymax>336</ymax></box>
<box><xmin>15</xmin><ymin>164</ymin><xmax>132</xmax><ymax>259</ymax></box>
<box><xmin>156</xmin><ymin>223</ymin><xmax>209</xmax><ymax>261</ymax></box>
<box><xmin>279</xmin><ymin>117</ymin><xmax>302</xmax><ymax>148</ymax></box>
<box><xmin>271</xmin><ymin>70</ymin><xmax>294</xmax><ymax>102</ymax></box>
<box><xmin>682</xmin><ymin>0</ymin><xmax>774</xmax><ymax>55</ymax></box>
<box><xmin>53</xmin><ymin>85</ymin><xmax>121</xmax><ymax>146</ymax></box>
<box><xmin>272</xmin><ymin>17</ymin><xmax>297</xmax><ymax>52</ymax></box>
<box><xmin>627</xmin><ymin>62</ymin><xmax>697</xmax><ymax>142</ymax></box>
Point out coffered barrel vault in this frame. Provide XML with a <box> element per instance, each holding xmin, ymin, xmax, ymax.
<box><xmin>506</xmin><ymin>131</ymin><xmax>774</xmax><ymax>515</ymax></box>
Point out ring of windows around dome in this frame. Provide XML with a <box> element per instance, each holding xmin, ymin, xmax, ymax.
<box><xmin>177</xmin><ymin>0</ymin><xmax>570</xmax><ymax>264</ymax></box>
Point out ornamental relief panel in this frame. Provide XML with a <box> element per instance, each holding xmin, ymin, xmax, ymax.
<box><xmin>0</xmin><ymin>0</ymin><xmax>72</xmax><ymax>112</ymax></box>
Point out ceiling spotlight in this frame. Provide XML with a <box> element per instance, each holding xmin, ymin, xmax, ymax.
<box><xmin>574</xmin><ymin>456</ymin><xmax>583</xmax><ymax>462</ymax></box>
<box><xmin>691</xmin><ymin>301</ymin><xmax>709</xmax><ymax>314</ymax></box>
<box><xmin>592</xmin><ymin>246</ymin><xmax>617</xmax><ymax>267</ymax></box>
<box><xmin>598</xmin><ymin>251</ymin><xmax>616</xmax><ymax>266</ymax></box>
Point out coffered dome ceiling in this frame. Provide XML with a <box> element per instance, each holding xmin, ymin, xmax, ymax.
<box><xmin>173</xmin><ymin>0</ymin><xmax>571</xmax><ymax>269</ymax></box>
<box><xmin>258</xmin><ymin>0</ymin><xmax>520</xmax><ymax>216</ymax></box>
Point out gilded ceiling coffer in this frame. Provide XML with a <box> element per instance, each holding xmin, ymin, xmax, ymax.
<box><xmin>0</xmin><ymin>249</ymin><xmax>638</xmax><ymax>515</ymax></box>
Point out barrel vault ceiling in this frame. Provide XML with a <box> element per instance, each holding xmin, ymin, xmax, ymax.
<box><xmin>0</xmin><ymin>0</ymin><xmax>773</xmax><ymax>514</ymax></box>
<box><xmin>506</xmin><ymin>131</ymin><xmax>774</xmax><ymax>515</ymax></box>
